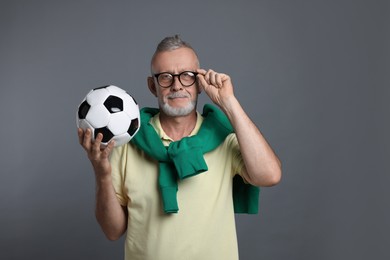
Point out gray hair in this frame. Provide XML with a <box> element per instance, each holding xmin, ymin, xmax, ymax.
<box><xmin>155</xmin><ymin>34</ymin><xmax>194</xmax><ymax>52</ymax></box>
<box><xmin>150</xmin><ymin>35</ymin><xmax>199</xmax><ymax>74</ymax></box>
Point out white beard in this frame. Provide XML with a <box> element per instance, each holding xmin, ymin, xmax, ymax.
<box><xmin>159</xmin><ymin>92</ymin><xmax>197</xmax><ymax>117</ymax></box>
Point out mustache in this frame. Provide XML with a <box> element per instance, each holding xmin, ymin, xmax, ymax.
<box><xmin>167</xmin><ymin>92</ymin><xmax>191</xmax><ymax>99</ymax></box>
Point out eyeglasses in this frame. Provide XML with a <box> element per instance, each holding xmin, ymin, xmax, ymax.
<box><xmin>154</xmin><ymin>71</ymin><xmax>198</xmax><ymax>88</ymax></box>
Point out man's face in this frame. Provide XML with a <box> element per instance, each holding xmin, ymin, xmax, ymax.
<box><xmin>150</xmin><ymin>47</ymin><xmax>200</xmax><ymax>117</ymax></box>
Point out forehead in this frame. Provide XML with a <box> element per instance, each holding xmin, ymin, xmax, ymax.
<box><xmin>152</xmin><ymin>47</ymin><xmax>199</xmax><ymax>73</ymax></box>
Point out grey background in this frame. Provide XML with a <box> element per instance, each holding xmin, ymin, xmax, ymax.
<box><xmin>1</xmin><ymin>0</ymin><xmax>389</xmax><ymax>259</ymax></box>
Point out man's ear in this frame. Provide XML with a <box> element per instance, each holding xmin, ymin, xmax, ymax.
<box><xmin>195</xmin><ymin>75</ymin><xmax>203</xmax><ymax>94</ymax></box>
<box><xmin>196</xmin><ymin>81</ymin><xmax>202</xmax><ymax>94</ymax></box>
<box><xmin>147</xmin><ymin>77</ymin><xmax>158</xmax><ymax>97</ymax></box>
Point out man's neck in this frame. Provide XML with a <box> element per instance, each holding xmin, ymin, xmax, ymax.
<box><xmin>159</xmin><ymin>111</ymin><xmax>197</xmax><ymax>141</ymax></box>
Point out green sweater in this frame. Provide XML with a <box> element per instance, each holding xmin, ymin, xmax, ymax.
<box><xmin>131</xmin><ymin>104</ymin><xmax>259</xmax><ymax>214</ymax></box>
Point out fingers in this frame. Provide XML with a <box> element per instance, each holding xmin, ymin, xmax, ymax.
<box><xmin>208</xmin><ymin>70</ymin><xmax>223</xmax><ymax>88</ymax></box>
<box><xmin>196</xmin><ymin>73</ymin><xmax>207</xmax><ymax>91</ymax></box>
<box><xmin>91</xmin><ymin>132</ymin><xmax>103</xmax><ymax>154</ymax></box>
<box><xmin>78</xmin><ymin>128</ymin><xmax>114</xmax><ymax>154</ymax></box>
<box><xmin>78</xmin><ymin>128</ymin><xmax>92</xmax><ymax>150</ymax></box>
<box><xmin>78</xmin><ymin>128</ymin><xmax>101</xmax><ymax>151</ymax></box>
<box><xmin>77</xmin><ymin>128</ymin><xmax>84</xmax><ymax>145</ymax></box>
<box><xmin>197</xmin><ymin>68</ymin><xmax>207</xmax><ymax>75</ymax></box>
<box><xmin>197</xmin><ymin>69</ymin><xmax>226</xmax><ymax>88</ymax></box>
<box><xmin>102</xmin><ymin>139</ymin><xmax>115</xmax><ymax>158</ymax></box>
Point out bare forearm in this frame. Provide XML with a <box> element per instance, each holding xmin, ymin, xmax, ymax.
<box><xmin>78</xmin><ymin>129</ymin><xmax>127</xmax><ymax>240</ymax></box>
<box><xmin>95</xmin><ymin>176</ymin><xmax>127</xmax><ymax>241</ymax></box>
<box><xmin>222</xmin><ymin>97</ymin><xmax>282</xmax><ymax>186</ymax></box>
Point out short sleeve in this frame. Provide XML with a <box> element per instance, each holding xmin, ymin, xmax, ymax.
<box><xmin>110</xmin><ymin>143</ymin><xmax>129</xmax><ymax>206</ymax></box>
<box><xmin>225</xmin><ymin>133</ymin><xmax>245</xmax><ymax>178</ymax></box>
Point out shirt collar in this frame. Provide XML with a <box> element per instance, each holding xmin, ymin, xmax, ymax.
<box><xmin>150</xmin><ymin>111</ymin><xmax>204</xmax><ymax>143</ymax></box>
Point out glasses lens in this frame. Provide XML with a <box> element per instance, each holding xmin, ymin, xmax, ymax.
<box><xmin>157</xmin><ymin>73</ymin><xmax>173</xmax><ymax>87</ymax></box>
<box><xmin>156</xmin><ymin>71</ymin><xmax>197</xmax><ymax>87</ymax></box>
<box><xmin>179</xmin><ymin>72</ymin><xmax>196</xmax><ymax>86</ymax></box>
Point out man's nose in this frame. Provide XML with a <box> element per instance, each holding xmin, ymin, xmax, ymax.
<box><xmin>171</xmin><ymin>76</ymin><xmax>183</xmax><ymax>91</ymax></box>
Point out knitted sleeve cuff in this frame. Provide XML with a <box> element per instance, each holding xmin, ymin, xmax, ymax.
<box><xmin>170</xmin><ymin>147</ymin><xmax>208</xmax><ymax>179</ymax></box>
<box><xmin>161</xmin><ymin>186</ymin><xmax>179</xmax><ymax>213</ymax></box>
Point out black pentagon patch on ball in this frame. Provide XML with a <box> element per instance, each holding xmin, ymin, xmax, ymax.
<box><xmin>78</xmin><ymin>100</ymin><xmax>90</xmax><ymax>119</ymax></box>
<box><xmin>104</xmin><ymin>95</ymin><xmax>123</xmax><ymax>113</ymax></box>
<box><xmin>95</xmin><ymin>127</ymin><xmax>114</xmax><ymax>143</ymax></box>
<box><xmin>128</xmin><ymin>118</ymin><xmax>139</xmax><ymax>136</ymax></box>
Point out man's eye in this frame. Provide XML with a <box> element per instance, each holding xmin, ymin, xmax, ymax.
<box><xmin>160</xmin><ymin>74</ymin><xmax>172</xmax><ymax>81</ymax></box>
<box><xmin>181</xmin><ymin>72</ymin><xmax>195</xmax><ymax>79</ymax></box>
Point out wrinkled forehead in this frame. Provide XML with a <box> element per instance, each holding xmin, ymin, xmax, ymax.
<box><xmin>151</xmin><ymin>47</ymin><xmax>200</xmax><ymax>74</ymax></box>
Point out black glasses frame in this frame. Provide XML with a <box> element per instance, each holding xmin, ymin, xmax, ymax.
<box><xmin>154</xmin><ymin>71</ymin><xmax>198</xmax><ymax>88</ymax></box>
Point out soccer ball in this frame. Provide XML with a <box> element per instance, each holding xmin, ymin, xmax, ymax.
<box><xmin>77</xmin><ymin>85</ymin><xmax>140</xmax><ymax>147</ymax></box>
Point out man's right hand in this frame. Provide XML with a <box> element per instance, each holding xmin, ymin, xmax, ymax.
<box><xmin>77</xmin><ymin>128</ymin><xmax>115</xmax><ymax>178</ymax></box>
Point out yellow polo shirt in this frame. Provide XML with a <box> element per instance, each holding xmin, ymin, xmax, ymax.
<box><xmin>110</xmin><ymin>112</ymin><xmax>245</xmax><ymax>260</ymax></box>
